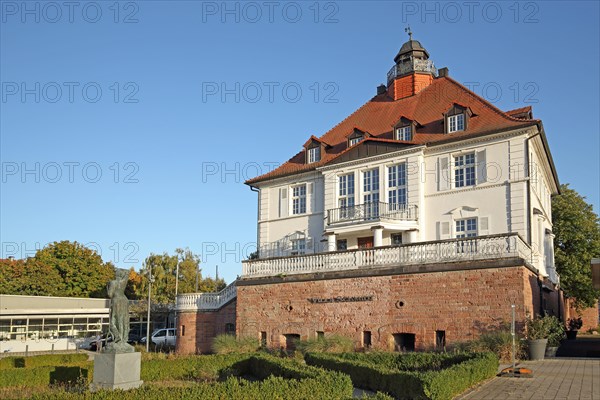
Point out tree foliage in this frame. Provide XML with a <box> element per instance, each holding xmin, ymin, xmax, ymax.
<box><xmin>0</xmin><ymin>241</ymin><xmax>115</xmax><ymax>298</ymax></box>
<box><xmin>136</xmin><ymin>248</ymin><xmax>226</xmax><ymax>304</ymax></box>
<box><xmin>0</xmin><ymin>258</ymin><xmax>63</xmax><ymax>296</ymax></box>
<box><xmin>33</xmin><ymin>241</ymin><xmax>116</xmax><ymax>298</ymax></box>
<box><xmin>552</xmin><ymin>184</ymin><xmax>600</xmax><ymax>308</ymax></box>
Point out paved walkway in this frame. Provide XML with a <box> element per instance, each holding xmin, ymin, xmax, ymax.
<box><xmin>458</xmin><ymin>359</ymin><xmax>600</xmax><ymax>400</ymax></box>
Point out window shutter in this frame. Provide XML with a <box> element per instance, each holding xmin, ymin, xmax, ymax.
<box><xmin>476</xmin><ymin>150</ymin><xmax>487</xmax><ymax>184</ymax></box>
<box><xmin>438</xmin><ymin>157</ymin><xmax>450</xmax><ymax>191</ymax></box>
<box><xmin>479</xmin><ymin>216</ymin><xmax>489</xmax><ymax>236</ymax></box>
<box><xmin>279</xmin><ymin>188</ymin><xmax>288</xmax><ymax>218</ymax></box>
<box><xmin>437</xmin><ymin>221</ymin><xmax>451</xmax><ymax>240</ymax></box>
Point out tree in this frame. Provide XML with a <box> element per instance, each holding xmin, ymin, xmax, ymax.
<box><xmin>0</xmin><ymin>258</ymin><xmax>63</xmax><ymax>296</ymax></box>
<box><xmin>33</xmin><ymin>241</ymin><xmax>115</xmax><ymax>298</ymax></box>
<box><xmin>135</xmin><ymin>248</ymin><xmax>226</xmax><ymax>304</ymax></box>
<box><xmin>552</xmin><ymin>184</ymin><xmax>600</xmax><ymax>309</ymax></box>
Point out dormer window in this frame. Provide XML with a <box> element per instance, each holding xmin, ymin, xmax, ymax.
<box><xmin>393</xmin><ymin>117</ymin><xmax>416</xmax><ymax>141</ymax></box>
<box><xmin>395</xmin><ymin>125</ymin><xmax>412</xmax><ymax>141</ymax></box>
<box><xmin>349</xmin><ymin>137</ymin><xmax>362</xmax><ymax>146</ymax></box>
<box><xmin>347</xmin><ymin>128</ymin><xmax>370</xmax><ymax>148</ymax></box>
<box><xmin>445</xmin><ymin>104</ymin><xmax>472</xmax><ymax>134</ymax></box>
<box><xmin>448</xmin><ymin>114</ymin><xmax>465</xmax><ymax>133</ymax></box>
<box><xmin>304</xmin><ymin>135</ymin><xmax>327</xmax><ymax>164</ymax></box>
<box><xmin>307</xmin><ymin>146</ymin><xmax>321</xmax><ymax>163</ymax></box>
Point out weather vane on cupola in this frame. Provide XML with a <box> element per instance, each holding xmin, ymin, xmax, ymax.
<box><xmin>405</xmin><ymin>26</ymin><xmax>413</xmax><ymax>40</ymax></box>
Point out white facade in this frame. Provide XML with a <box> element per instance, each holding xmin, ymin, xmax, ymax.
<box><xmin>251</xmin><ymin>125</ymin><xmax>558</xmax><ymax>281</ymax></box>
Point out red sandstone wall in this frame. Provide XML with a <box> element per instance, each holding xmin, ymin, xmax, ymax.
<box><xmin>566</xmin><ymin>299</ymin><xmax>600</xmax><ymax>332</ymax></box>
<box><xmin>176</xmin><ymin>300</ymin><xmax>237</xmax><ymax>355</ymax></box>
<box><xmin>236</xmin><ymin>266</ymin><xmax>543</xmax><ymax>351</ymax></box>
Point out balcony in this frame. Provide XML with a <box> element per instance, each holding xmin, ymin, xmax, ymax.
<box><xmin>241</xmin><ymin>233</ymin><xmax>534</xmax><ymax>278</ymax></box>
<box><xmin>327</xmin><ymin>203</ymin><xmax>418</xmax><ymax>226</ymax></box>
<box><xmin>175</xmin><ymin>282</ymin><xmax>237</xmax><ymax>311</ymax></box>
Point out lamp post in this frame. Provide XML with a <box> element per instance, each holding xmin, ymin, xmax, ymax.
<box><xmin>146</xmin><ymin>268</ymin><xmax>154</xmax><ymax>353</ymax></box>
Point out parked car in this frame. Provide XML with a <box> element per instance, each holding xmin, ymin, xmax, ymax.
<box><xmin>140</xmin><ymin>328</ymin><xmax>176</xmax><ymax>350</ymax></box>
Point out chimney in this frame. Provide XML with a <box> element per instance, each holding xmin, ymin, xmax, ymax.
<box><xmin>438</xmin><ymin>67</ymin><xmax>449</xmax><ymax>77</ymax></box>
<box><xmin>376</xmin><ymin>84</ymin><xmax>387</xmax><ymax>95</ymax></box>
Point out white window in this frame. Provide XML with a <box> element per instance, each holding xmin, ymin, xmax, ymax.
<box><xmin>349</xmin><ymin>137</ymin><xmax>362</xmax><ymax>146</ymax></box>
<box><xmin>456</xmin><ymin>218</ymin><xmax>477</xmax><ymax>238</ymax></box>
<box><xmin>395</xmin><ymin>126</ymin><xmax>412</xmax><ymax>141</ymax></box>
<box><xmin>308</xmin><ymin>147</ymin><xmax>320</xmax><ymax>163</ymax></box>
<box><xmin>363</xmin><ymin>168</ymin><xmax>380</xmax><ymax>218</ymax></box>
<box><xmin>448</xmin><ymin>114</ymin><xmax>465</xmax><ymax>133</ymax></box>
<box><xmin>338</xmin><ymin>173</ymin><xmax>355</xmax><ymax>219</ymax></box>
<box><xmin>292</xmin><ymin>185</ymin><xmax>306</xmax><ymax>214</ymax></box>
<box><xmin>456</xmin><ymin>217</ymin><xmax>477</xmax><ymax>253</ymax></box>
<box><xmin>291</xmin><ymin>239</ymin><xmax>306</xmax><ymax>255</ymax></box>
<box><xmin>388</xmin><ymin>163</ymin><xmax>407</xmax><ymax>209</ymax></box>
<box><xmin>454</xmin><ymin>153</ymin><xmax>475</xmax><ymax>188</ymax></box>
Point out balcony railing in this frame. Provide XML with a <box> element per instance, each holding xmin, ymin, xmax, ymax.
<box><xmin>242</xmin><ymin>233</ymin><xmax>533</xmax><ymax>278</ymax></box>
<box><xmin>176</xmin><ymin>282</ymin><xmax>237</xmax><ymax>311</ymax></box>
<box><xmin>327</xmin><ymin>203</ymin><xmax>418</xmax><ymax>225</ymax></box>
<box><xmin>387</xmin><ymin>59</ymin><xmax>436</xmax><ymax>83</ymax></box>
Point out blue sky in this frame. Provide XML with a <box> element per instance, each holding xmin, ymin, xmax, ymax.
<box><xmin>1</xmin><ymin>1</ymin><xmax>599</xmax><ymax>284</ymax></box>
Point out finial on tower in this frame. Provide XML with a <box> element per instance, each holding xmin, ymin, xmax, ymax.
<box><xmin>405</xmin><ymin>26</ymin><xmax>413</xmax><ymax>41</ymax></box>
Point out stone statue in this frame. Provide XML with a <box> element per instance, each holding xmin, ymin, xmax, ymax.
<box><xmin>104</xmin><ymin>269</ymin><xmax>134</xmax><ymax>353</ymax></box>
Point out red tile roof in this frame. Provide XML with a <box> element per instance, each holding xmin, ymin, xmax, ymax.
<box><xmin>506</xmin><ymin>106</ymin><xmax>533</xmax><ymax>119</ymax></box>
<box><xmin>246</xmin><ymin>77</ymin><xmax>538</xmax><ymax>185</ymax></box>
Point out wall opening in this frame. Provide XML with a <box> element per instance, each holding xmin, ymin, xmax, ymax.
<box><xmin>363</xmin><ymin>331</ymin><xmax>372</xmax><ymax>348</ymax></box>
<box><xmin>260</xmin><ymin>331</ymin><xmax>267</xmax><ymax>347</ymax></box>
<box><xmin>435</xmin><ymin>330</ymin><xmax>446</xmax><ymax>351</ymax></box>
<box><xmin>316</xmin><ymin>331</ymin><xmax>324</xmax><ymax>339</ymax></box>
<box><xmin>284</xmin><ymin>333</ymin><xmax>301</xmax><ymax>351</ymax></box>
<box><xmin>393</xmin><ymin>333</ymin><xmax>415</xmax><ymax>352</ymax></box>
<box><xmin>225</xmin><ymin>323</ymin><xmax>235</xmax><ymax>335</ymax></box>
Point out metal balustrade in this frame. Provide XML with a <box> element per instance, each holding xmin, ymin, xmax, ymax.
<box><xmin>242</xmin><ymin>233</ymin><xmax>533</xmax><ymax>278</ymax></box>
<box><xmin>327</xmin><ymin>203</ymin><xmax>418</xmax><ymax>225</ymax></box>
<box><xmin>175</xmin><ymin>282</ymin><xmax>237</xmax><ymax>311</ymax></box>
<box><xmin>387</xmin><ymin>59</ymin><xmax>436</xmax><ymax>83</ymax></box>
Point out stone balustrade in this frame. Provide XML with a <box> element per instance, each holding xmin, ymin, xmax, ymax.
<box><xmin>242</xmin><ymin>233</ymin><xmax>534</xmax><ymax>278</ymax></box>
<box><xmin>175</xmin><ymin>282</ymin><xmax>237</xmax><ymax>311</ymax></box>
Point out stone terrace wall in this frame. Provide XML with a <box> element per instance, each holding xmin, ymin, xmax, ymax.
<box><xmin>176</xmin><ymin>300</ymin><xmax>237</xmax><ymax>354</ymax></box>
<box><xmin>236</xmin><ymin>265</ymin><xmax>546</xmax><ymax>351</ymax></box>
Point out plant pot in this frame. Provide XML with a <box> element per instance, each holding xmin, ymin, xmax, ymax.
<box><xmin>566</xmin><ymin>330</ymin><xmax>578</xmax><ymax>340</ymax></box>
<box><xmin>545</xmin><ymin>346</ymin><xmax>558</xmax><ymax>358</ymax></box>
<box><xmin>527</xmin><ymin>339</ymin><xmax>548</xmax><ymax>360</ymax></box>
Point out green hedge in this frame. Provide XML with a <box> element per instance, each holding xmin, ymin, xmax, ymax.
<box><xmin>333</xmin><ymin>352</ymin><xmax>475</xmax><ymax>372</ymax></box>
<box><xmin>305</xmin><ymin>352</ymin><xmax>498</xmax><ymax>400</ymax></box>
<box><xmin>0</xmin><ymin>365</ymin><xmax>91</xmax><ymax>388</ymax></box>
<box><xmin>1</xmin><ymin>353</ymin><xmax>355</xmax><ymax>400</ymax></box>
<box><xmin>0</xmin><ymin>354</ymin><xmax>89</xmax><ymax>370</ymax></box>
<box><xmin>27</xmin><ymin>374</ymin><xmax>352</xmax><ymax>399</ymax></box>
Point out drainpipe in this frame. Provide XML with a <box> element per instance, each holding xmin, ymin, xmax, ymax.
<box><xmin>526</xmin><ymin>131</ymin><xmax>544</xmax><ymax>317</ymax></box>
<box><xmin>525</xmin><ymin>131</ymin><xmax>541</xmax><ymax>246</ymax></box>
<box><xmin>250</xmin><ymin>186</ymin><xmax>260</xmax><ymax>257</ymax></box>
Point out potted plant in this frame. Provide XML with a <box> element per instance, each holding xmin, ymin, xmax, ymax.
<box><xmin>526</xmin><ymin>315</ymin><xmax>552</xmax><ymax>360</ymax></box>
<box><xmin>566</xmin><ymin>317</ymin><xmax>583</xmax><ymax>340</ymax></box>
<box><xmin>545</xmin><ymin>316</ymin><xmax>565</xmax><ymax>357</ymax></box>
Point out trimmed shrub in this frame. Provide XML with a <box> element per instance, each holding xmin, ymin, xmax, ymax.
<box><xmin>305</xmin><ymin>352</ymin><xmax>498</xmax><ymax>400</ymax></box>
<box><xmin>0</xmin><ymin>354</ymin><xmax>89</xmax><ymax>370</ymax></box>
<box><xmin>296</xmin><ymin>335</ymin><xmax>354</xmax><ymax>354</ymax></box>
<box><xmin>1</xmin><ymin>353</ymin><xmax>354</xmax><ymax>399</ymax></box>
<box><xmin>0</xmin><ymin>366</ymin><xmax>91</xmax><ymax>388</ymax></box>
<box><xmin>212</xmin><ymin>334</ymin><xmax>260</xmax><ymax>354</ymax></box>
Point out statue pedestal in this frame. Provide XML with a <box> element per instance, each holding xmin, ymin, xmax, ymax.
<box><xmin>90</xmin><ymin>352</ymin><xmax>143</xmax><ymax>391</ymax></box>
